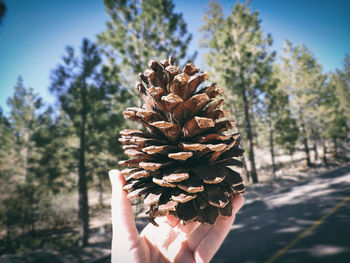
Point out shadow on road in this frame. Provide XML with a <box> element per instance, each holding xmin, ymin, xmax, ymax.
<box><xmin>214</xmin><ymin>164</ymin><xmax>350</xmax><ymax>263</ymax></box>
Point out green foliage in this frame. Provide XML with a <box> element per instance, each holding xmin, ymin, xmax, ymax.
<box><xmin>0</xmin><ymin>184</ymin><xmax>79</xmax><ymax>252</ymax></box>
<box><xmin>200</xmin><ymin>1</ymin><xmax>276</xmax><ymax>182</ymax></box>
<box><xmin>3</xmin><ymin>77</ymin><xmax>66</xmax><ymax>189</ymax></box>
<box><xmin>31</xmin><ymin>108</ymin><xmax>74</xmax><ymax>192</ymax></box>
<box><xmin>199</xmin><ymin>0</ymin><xmax>224</xmax><ymax>68</ymax></box>
<box><xmin>319</xmin><ymin>73</ymin><xmax>349</xmax><ymax>141</ymax></box>
<box><xmin>334</xmin><ymin>54</ymin><xmax>350</xmax><ymax>121</ymax></box>
<box><xmin>10</xmin><ymin>183</ymin><xmax>53</xmax><ymax>232</ymax></box>
<box><xmin>201</xmin><ymin>0</ymin><xmax>276</xmax><ymax>125</ymax></box>
<box><xmin>274</xmin><ymin>110</ymin><xmax>299</xmax><ymax>154</ymax></box>
<box><xmin>0</xmin><ymin>0</ymin><xmax>6</xmax><ymax>25</ymax></box>
<box><xmin>6</xmin><ymin>77</ymin><xmax>43</xmax><ymax>182</ymax></box>
<box><xmin>0</xmin><ymin>107</ymin><xmax>15</xmax><ymax>186</ymax></box>
<box><xmin>50</xmin><ymin>38</ymin><xmax>125</xmax><ymax>245</ymax></box>
<box><xmin>280</xmin><ymin>40</ymin><xmax>326</xmax><ymax>127</ymax></box>
<box><xmin>98</xmin><ymin>0</ymin><xmax>194</xmax><ymax>88</ymax></box>
<box><xmin>269</xmin><ymin>64</ymin><xmax>299</xmax><ymax>154</ymax></box>
<box><xmin>50</xmin><ymin>38</ymin><xmax>125</xmax><ymax>174</ymax></box>
<box><xmin>279</xmin><ymin>40</ymin><xmax>328</xmax><ymax>165</ymax></box>
<box><xmin>280</xmin><ymin>41</ymin><xmax>349</xmax><ymax>143</ymax></box>
<box><xmin>0</xmin><ymin>79</ymin><xmax>65</xmax><ymax>252</ymax></box>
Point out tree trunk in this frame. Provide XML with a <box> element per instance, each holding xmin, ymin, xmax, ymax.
<box><xmin>241</xmin><ymin>155</ymin><xmax>250</xmax><ymax>183</ymax></box>
<box><xmin>313</xmin><ymin>142</ymin><xmax>318</xmax><ymax>161</ymax></box>
<box><xmin>21</xmin><ymin>215</ymin><xmax>25</xmax><ymax>236</ymax></box>
<box><xmin>31</xmin><ymin>210</ymin><xmax>36</xmax><ymax>238</ymax></box>
<box><xmin>98</xmin><ymin>173</ymin><xmax>104</xmax><ymax>208</ymax></box>
<box><xmin>290</xmin><ymin>151</ymin><xmax>295</xmax><ymax>168</ymax></box>
<box><xmin>242</xmin><ymin>86</ymin><xmax>258</xmax><ymax>183</ymax></box>
<box><xmin>268</xmin><ymin>116</ymin><xmax>277</xmax><ymax>178</ymax></box>
<box><xmin>303</xmin><ymin>136</ymin><xmax>311</xmax><ymax>167</ymax></box>
<box><xmin>300</xmin><ymin>121</ymin><xmax>311</xmax><ymax>167</ymax></box>
<box><xmin>29</xmin><ymin>196</ymin><xmax>36</xmax><ymax>238</ymax></box>
<box><xmin>323</xmin><ymin>140</ymin><xmax>328</xmax><ymax>167</ymax></box>
<box><xmin>333</xmin><ymin>138</ymin><xmax>338</xmax><ymax>157</ymax></box>
<box><xmin>23</xmin><ymin>130</ymin><xmax>30</xmax><ymax>182</ymax></box>
<box><xmin>31</xmin><ymin>219</ymin><xmax>36</xmax><ymax>239</ymax></box>
<box><xmin>79</xmin><ymin>83</ymin><xmax>89</xmax><ymax>247</ymax></box>
<box><xmin>6</xmin><ymin>208</ymin><xmax>11</xmax><ymax>250</ymax></box>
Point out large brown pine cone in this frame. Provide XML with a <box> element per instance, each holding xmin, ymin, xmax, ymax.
<box><xmin>118</xmin><ymin>56</ymin><xmax>245</xmax><ymax>225</ymax></box>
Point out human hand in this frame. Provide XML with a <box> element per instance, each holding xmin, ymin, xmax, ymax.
<box><xmin>109</xmin><ymin>169</ymin><xmax>244</xmax><ymax>263</ymax></box>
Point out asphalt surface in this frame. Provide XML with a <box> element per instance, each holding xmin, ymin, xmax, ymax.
<box><xmin>89</xmin><ymin>164</ymin><xmax>350</xmax><ymax>263</ymax></box>
<box><xmin>213</xmin><ymin>164</ymin><xmax>350</xmax><ymax>263</ymax></box>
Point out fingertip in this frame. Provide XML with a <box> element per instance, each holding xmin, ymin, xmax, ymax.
<box><xmin>118</xmin><ymin>171</ymin><xmax>127</xmax><ymax>186</ymax></box>
<box><xmin>166</xmin><ymin>212</ymin><xmax>180</xmax><ymax>227</ymax></box>
<box><xmin>109</xmin><ymin>169</ymin><xmax>119</xmax><ymax>176</ymax></box>
<box><xmin>109</xmin><ymin>169</ymin><xmax>128</xmax><ymax>191</ymax></box>
<box><xmin>109</xmin><ymin>169</ymin><xmax>120</xmax><ymax>187</ymax></box>
<box><xmin>177</xmin><ymin>221</ymin><xmax>200</xmax><ymax>236</ymax></box>
<box><xmin>232</xmin><ymin>194</ymin><xmax>244</xmax><ymax>214</ymax></box>
<box><xmin>194</xmin><ymin>251</ymin><xmax>206</xmax><ymax>263</ymax></box>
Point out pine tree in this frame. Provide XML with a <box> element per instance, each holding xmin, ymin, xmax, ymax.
<box><xmin>262</xmin><ymin>77</ymin><xmax>287</xmax><ymax>177</ymax></box>
<box><xmin>6</xmin><ymin>77</ymin><xmax>43</xmax><ymax>182</ymax></box>
<box><xmin>30</xmin><ymin>107</ymin><xmax>73</xmax><ymax>192</ymax></box>
<box><xmin>0</xmin><ymin>0</ymin><xmax>6</xmax><ymax>25</ymax></box>
<box><xmin>274</xmin><ymin>110</ymin><xmax>299</xmax><ymax>163</ymax></box>
<box><xmin>0</xmin><ymin>107</ymin><xmax>14</xmax><ymax>183</ymax></box>
<box><xmin>280</xmin><ymin>40</ymin><xmax>326</xmax><ymax>167</ymax></box>
<box><xmin>334</xmin><ymin>54</ymin><xmax>350</xmax><ymax>132</ymax></box>
<box><xmin>319</xmin><ymin>73</ymin><xmax>348</xmax><ymax>160</ymax></box>
<box><xmin>199</xmin><ymin>0</ymin><xmax>224</xmax><ymax>69</ymax></box>
<box><xmin>2</xmin><ymin>78</ymin><xmax>55</xmax><ymax>246</ymax></box>
<box><xmin>200</xmin><ymin>1</ymin><xmax>275</xmax><ymax>183</ymax></box>
<box><xmin>50</xmin><ymin>38</ymin><xmax>122</xmax><ymax>246</ymax></box>
<box><xmin>0</xmin><ymin>107</ymin><xmax>16</xmax><ymax>249</ymax></box>
<box><xmin>270</xmin><ymin>64</ymin><xmax>300</xmax><ymax>166</ymax></box>
<box><xmin>98</xmin><ymin>0</ymin><xmax>194</xmax><ymax>89</ymax></box>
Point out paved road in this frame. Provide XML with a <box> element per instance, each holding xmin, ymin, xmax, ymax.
<box><xmin>90</xmin><ymin>165</ymin><xmax>350</xmax><ymax>263</ymax></box>
<box><xmin>213</xmin><ymin>164</ymin><xmax>350</xmax><ymax>263</ymax></box>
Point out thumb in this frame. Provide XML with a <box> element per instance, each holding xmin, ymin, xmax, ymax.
<box><xmin>109</xmin><ymin>170</ymin><xmax>140</xmax><ymax>259</ymax></box>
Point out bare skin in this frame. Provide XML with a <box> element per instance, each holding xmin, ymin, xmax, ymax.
<box><xmin>109</xmin><ymin>169</ymin><xmax>244</xmax><ymax>263</ymax></box>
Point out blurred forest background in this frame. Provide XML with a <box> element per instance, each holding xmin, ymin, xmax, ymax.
<box><xmin>0</xmin><ymin>0</ymin><xmax>349</xmax><ymax>261</ymax></box>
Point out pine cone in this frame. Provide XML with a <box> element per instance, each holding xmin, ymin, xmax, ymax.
<box><xmin>118</xmin><ymin>56</ymin><xmax>245</xmax><ymax>225</ymax></box>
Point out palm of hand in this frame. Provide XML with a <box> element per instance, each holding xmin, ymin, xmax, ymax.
<box><xmin>110</xmin><ymin>170</ymin><xmax>244</xmax><ymax>263</ymax></box>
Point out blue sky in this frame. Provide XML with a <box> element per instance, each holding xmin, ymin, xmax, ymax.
<box><xmin>1</xmin><ymin>0</ymin><xmax>349</xmax><ymax>114</ymax></box>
